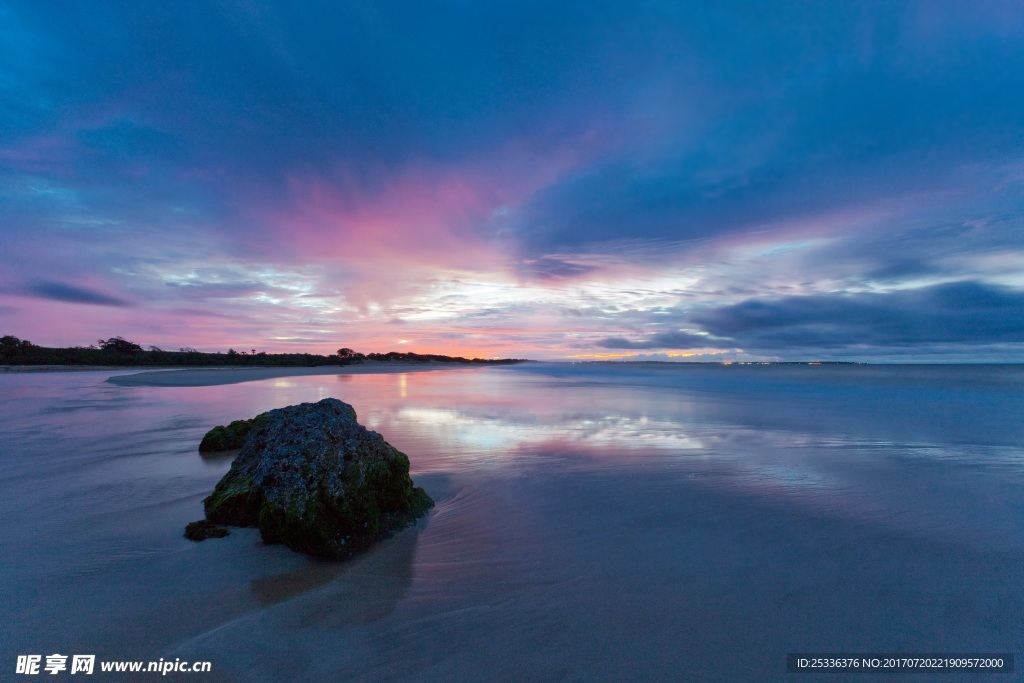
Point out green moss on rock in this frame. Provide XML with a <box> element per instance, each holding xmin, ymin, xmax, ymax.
<box><xmin>198</xmin><ymin>413</ymin><xmax>270</xmax><ymax>452</ymax></box>
<box><xmin>184</xmin><ymin>520</ymin><xmax>230</xmax><ymax>541</ymax></box>
<box><xmin>198</xmin><ymin>398</ymin><xmax>433</xmax><ymax>559</ymax></box>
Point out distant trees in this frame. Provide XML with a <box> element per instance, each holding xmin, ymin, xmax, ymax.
<box><xmin>97</xmin><ymin>336</ymin><xmax>143</xmax><ymax>354</ymax></box>
<box><xmin>1</xmin><ymin>335</ymin><xmax>37</xmax><ymax>360</ymax></box>
<box><xmin>1</xmin><ymin>335</ymin><xmax>35</xmax><ymax>352</ymax></box>
<box><xmin>335</xmin><ymin>348</ymin><xmax>366</xmax><ymax>363</ymax></box>
<box><xmin>0</xmin><ymin>335</ymin><xmax>523</xmax><ymax>367</ymax></box>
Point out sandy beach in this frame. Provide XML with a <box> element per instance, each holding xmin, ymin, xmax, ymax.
<box><xmin>103</xmin><ymin>361</ymin><xmax>488</xmax><ymax>387</ymax></box>
<box><xmin>1</xmin><ymin>365</ymin><xmax>138</xmax><ymax>373</ymax></box>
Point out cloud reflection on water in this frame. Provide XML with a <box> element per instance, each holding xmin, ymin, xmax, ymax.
<box><xmin>392</xmin><ymin>406</ymin><xmax>706</xmax><ymax>454</ymax></box>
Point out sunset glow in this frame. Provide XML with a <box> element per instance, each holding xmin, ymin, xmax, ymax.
<box><xmin>2</xmin><ymin>2</ymin><xmax>1023</xmax><ymax>360</ymax></box>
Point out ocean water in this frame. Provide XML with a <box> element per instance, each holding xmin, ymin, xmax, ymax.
<box><xmin>1</xmin><ymin>363</ymin><xmax>1022</xmax><ymax>681</ymax></box>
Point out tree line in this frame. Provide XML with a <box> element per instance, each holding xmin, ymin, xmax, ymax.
<box><xmin>0</xmin><ymin>336</ymin><xmax>525</xmax><ymax>367</ymax></box>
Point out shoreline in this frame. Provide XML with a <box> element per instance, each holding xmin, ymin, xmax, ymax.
<box><xmin>104</xmin><ymin>361</ymin><xmax>496</xmax><ymax>387</ymax></box>
<box><xmin>1</xmin><ymin>365</ymin><xmax>143</xmax><ymax>373</ymax></box>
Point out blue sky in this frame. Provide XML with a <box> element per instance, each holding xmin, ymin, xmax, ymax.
<box><xmin>1</xmin><ymin>1</ymin><xmax>1023</xmax><ymax>360</ymax></box>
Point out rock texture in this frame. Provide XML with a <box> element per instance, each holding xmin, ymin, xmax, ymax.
<box><xmin>183</xmin><ymin>520</ymin><xmax>230</xmax><ymax>541</ymax></box>
<box><xmin>201</xmin><ymin>397</ymin><xmax>433</xmax><ymax>558</ymax></box>
<box><xmin>199</xmin><ymin>414</ymin><xmax>269</xmax><ymax>452</ymax></box>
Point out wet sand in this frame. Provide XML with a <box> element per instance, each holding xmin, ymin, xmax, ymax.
<box><xmin>107</xmin><ymin>362</ymin><xmax>484</xmax><ymax>387</ymax></box>
<box><xmin>1</xmin><ymin>365</ymin><xmax>138</xmax><ymax>373</ymax></box>
<box><xmin>2</xmin><ymin>364</ymin><xmax>1021</xmax><ymax>681</ymax></box>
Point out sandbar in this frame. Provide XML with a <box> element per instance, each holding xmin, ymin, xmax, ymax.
<box><xmin>106</xmin><ymin>361</ymin><xmax>486</xmax><ymax>387</ymax></box>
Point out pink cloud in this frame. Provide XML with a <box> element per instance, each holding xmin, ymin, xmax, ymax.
<box><xmin>242</xmin><ymin>130</ymin><xmax>620</xmax><ymax>309</ymax></box>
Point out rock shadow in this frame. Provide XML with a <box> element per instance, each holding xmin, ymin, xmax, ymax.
<box><xmin>250</xmin><ymin>516</ymin><xmax>426</xmax><ymax>626</ymax></box>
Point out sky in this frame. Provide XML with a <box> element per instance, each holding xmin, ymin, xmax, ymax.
<box><xmin>2</xmin><ymin>1</ymin><xmax>1023</xmax><ymax>361</ymax></box>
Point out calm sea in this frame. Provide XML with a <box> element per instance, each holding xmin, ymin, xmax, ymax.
<box><xmin>1</xmin><ymin>363</ymin><xmax>1022</xmax><ymax>681</ymax></box>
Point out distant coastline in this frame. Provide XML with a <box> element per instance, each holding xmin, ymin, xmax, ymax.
<box><xmin>567</xmin><ymin>360</ymin><xmax>864</xmax><ymax>365</ymax></box>
<box><xmin>0</xmin><ymin>335</ymin><xmax>527</xmax><ymax>369</ymax></box>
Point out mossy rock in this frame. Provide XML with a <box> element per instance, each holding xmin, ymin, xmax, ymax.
<box><xmin>198</xmin><ymin>413</ymin><xmax>270</xmax><ymax>452</ymax></box>
<box><xmin>200</xmin><ymin>398</ymin><xmax>433</xmax><ymax>559</ymax></box>
<box><xmin>184</xmin><ymin>520</ymin><xmax>230</xmax><ymax>541</ymax></box>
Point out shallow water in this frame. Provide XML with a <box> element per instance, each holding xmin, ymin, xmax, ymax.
<box><xmin>1</xmin><ymin>364</ymin><xmax>1022</xmax><ymax>681</ymax></box>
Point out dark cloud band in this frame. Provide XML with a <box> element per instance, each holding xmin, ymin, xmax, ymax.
<box><xmin>599</xmin><ymin>281</ymin><xmax>1024</xmax><ymax>353</ymax></box>
<box><xmin>28</xmin><ymin>281</ymin><xmax>131</xmax><ymax>307</ymax></box>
